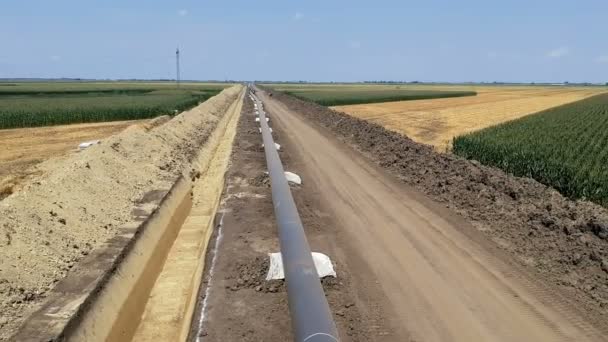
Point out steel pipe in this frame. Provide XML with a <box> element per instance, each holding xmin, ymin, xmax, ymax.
<box><xmin>250</xmin><ymin>86</ymin><xmax>340</xmax><ymax>342</ymax></box>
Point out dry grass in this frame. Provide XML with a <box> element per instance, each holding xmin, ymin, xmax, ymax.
<box><xmin>332</xmin><ymin>86</ymin><xmax>606</xmax><ymax>151</ymax></box>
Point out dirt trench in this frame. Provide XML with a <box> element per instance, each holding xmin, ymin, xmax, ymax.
<box><xmin>0</xmin><ymin>86</ymin><xmax>243</xmax><ymax>340</ymax></box>
<box><xmin>266</xmin><ymin>88</ymin><xmax>608</xmax><ymax>332</ymax></box>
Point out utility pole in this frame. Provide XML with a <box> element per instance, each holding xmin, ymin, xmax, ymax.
<box><xmin>176</xmin><ymin>47</ymin><xmax>180</xmax><ymax>88</ymax></box>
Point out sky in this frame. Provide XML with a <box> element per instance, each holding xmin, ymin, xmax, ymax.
<box><xmin>1</xmin><ymin>0</ymin><xmax>607</xmax><ymax>83</ymax></box>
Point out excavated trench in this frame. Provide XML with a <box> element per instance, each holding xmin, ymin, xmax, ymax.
<box><xmin>10</xmin><ymin>87</ymin><xmax>244</xmax><ymax>342</ymax></box>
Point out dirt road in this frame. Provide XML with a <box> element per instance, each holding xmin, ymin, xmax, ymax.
<box><xmin>196</xmin><ymin>95</ymin><xmax>380</xmax><ymax>341</ymax></box>
<box><xmin>260</xmin><ymin>91</ymin><xmax>606</xmax><ymax>342</ymax></box>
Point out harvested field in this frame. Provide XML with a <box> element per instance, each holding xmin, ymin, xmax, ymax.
<box><xmin>268</xmin><ymin>89</ymin><xmax>608</xmax><ymax>335</ymax></box>
<box><xmin>0</xmin><ymin>120</ymin><xmax>148</xmax><ymax>199</ymax></box>
<box><xmin>0</xmin><ymin>85</ymin><xmax>243</xmax><ymax>340</ymax></box>
<box><xmin>332</xmin><ymin>86</ymin><xmax>605</xmax><ymax>151</ymax></box>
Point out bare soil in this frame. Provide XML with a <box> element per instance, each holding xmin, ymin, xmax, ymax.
<box><xmin>195</xmin><ymin>96</ymin><xmax>390</xmax><ymax>341</ymax></box>
<box><xmin>267</xmin><ymin>89</ymin><xmax>608</xmax><ymax>334</ymax></box>
<box><xmin>0</xmin><ymin>120</ymin><xmax>150</xmax><ymax>199</ymax></box>
<box><xmin>0</xmin><ymin>88</ymin><xmax>241</xmax><ymax>341</ymax></box>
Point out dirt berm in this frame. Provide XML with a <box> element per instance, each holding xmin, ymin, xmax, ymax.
<box><xmin>0</xmin><ymin>85</ymin><xmax>243</xmax><ymax>340</ymax></box>
<box><xmin>268</xmin><ymin>88</ymin><xmax>608</xmax><ymax>325</ymax></box>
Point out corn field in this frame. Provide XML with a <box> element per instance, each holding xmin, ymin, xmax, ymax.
<box><xmin>0</xmin><ymin>86</ymin><xmax>223</xmax><ymax>129</ymax></box>
<box><xmin>283</xmin><ymin>89</ymin><xmax>476</xmax><ymax>106</ymax></box>
<box><xmin>453</xmin><ymin>93</ymin><xmax>608</xmax><ymax>205</ymax></box>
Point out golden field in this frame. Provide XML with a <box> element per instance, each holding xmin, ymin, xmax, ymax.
<box><xmin>332</xmin><ymin>86</ymin><xmax>606</xmax><ymax>151</ymax></box>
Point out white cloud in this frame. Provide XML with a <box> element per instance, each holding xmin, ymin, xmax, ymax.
<box><xmin>293</xmin><ymin>12</ymin><xmax>303</xmax><ymax>20</ymax></box>
<box><xmin>596</xmin><ymin>55</ymin><xmax>608</xmax><ymax>64</ymax></box>
<box><xmin>547</xmin><ymin>47</ymin><xmax>569</xmax><ymax>58</ymax></box>
<box><xmin>50</xmin><ymin>55</ymin><xmax>61</xmax><ymax>62</ymax></box>
<box><xmin>349</xmin><ymin>41</ymin><xmax>361</xmax><ymax>49</ymax></box>
<box><xmin>178</xmin><ymin>9</ymin><xmax>188</xmax><ymax>16</ymax></box>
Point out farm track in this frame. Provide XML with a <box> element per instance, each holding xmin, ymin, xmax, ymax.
<box><xmin>194</xmin><ymin>94</ymin><xmax>384</xmax><ymax>341</ymax></box>
<box><xmin>250</xmin><ymin>89</ymin><xmax>608</xmax><ymax>341</ymax></box>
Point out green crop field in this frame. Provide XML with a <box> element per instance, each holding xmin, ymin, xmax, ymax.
<box><xmin>265</xmin><ymin>83</ymin><xmax>476</xmax><ymax>106</ymax></box>
<box><xmin>453</xmin><ymin>93</ymin><xmax>608</xmax><ymax>205</ymax></box>
<box><xmin>0</xmin><ymin>82</ymin><xmax>230</xmax><ymax>129</ymax></box>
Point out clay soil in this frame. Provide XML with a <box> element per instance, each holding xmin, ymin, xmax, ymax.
<box><xmin>263</xmin><ymin>89</ymin><xmax>608</xmax><ymax>340</ymax></box>
<box><xmin>332</xmin><ymin>87</ymin><xmax>604</xmax><ymax>151</ymax></box>
<box><xmin>0</xmin><ymin>120</ymin><xmax>146</xmax><ymax>198</ymax></box>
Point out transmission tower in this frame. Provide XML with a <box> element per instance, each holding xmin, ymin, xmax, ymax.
<box><xmin>176</xmin><ymin>47</ymin><xmax>180</xmax><ymax>88</ymax></box>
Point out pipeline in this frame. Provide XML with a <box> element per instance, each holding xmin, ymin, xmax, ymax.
<box><xmin>250</xmin><ymin>86</ymin><xmax>340</xmax><ymax>342</ymax></box>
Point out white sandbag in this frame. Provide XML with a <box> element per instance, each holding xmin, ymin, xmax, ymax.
<box><xmin>78</xmin><ymin>140</ymin><xmax>100</xmax><ymax>149</ymax></box>
<box><xmin>266</xmin><ymin>252</ymin><xmax>336</xmax><ymax>280</ymax></box>
<box><xmin>284</xmin><ymin>171</ymin><xmax>301</xmax><ymax>185</ymax></box>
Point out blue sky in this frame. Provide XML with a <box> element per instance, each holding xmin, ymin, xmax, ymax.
<box><xmin>1</xmin><ymin>0</ymin><xmax>607</xmax><ymax>83</ymax></box>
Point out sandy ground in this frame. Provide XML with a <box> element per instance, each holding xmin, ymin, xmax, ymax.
<box><xmin>0</xmin><ymin>86</ymin><xmax>242</xmax><ymax>340</ymax></box>
<box><xmin>0</xmin><ymin>120</ymin><xmax>147</xmax><ymax>198</ymax></box>
<box><xmin>263</xmin><ymin>89</ymin><xmax>608</xmax><ymax>341</ymax></box>
<box><xmin>332</xmin><ymin>87</ymin><xmax>604</xmax><ymax>151</ymax></box>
